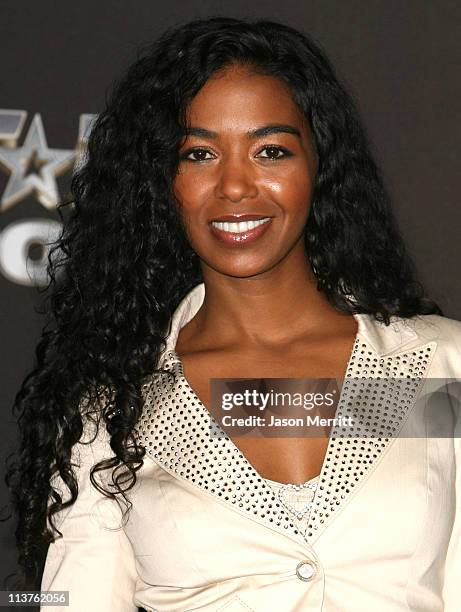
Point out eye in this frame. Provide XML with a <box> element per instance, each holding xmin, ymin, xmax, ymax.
<box><xmin>180</xmin><ymin>148</ymin><xmax>215</xmax><ymax>162</ymax></box>
<box><xmin>256</xmin><ymin>145</ymin><xmax>292</xmax><ymax>160</ymax></box>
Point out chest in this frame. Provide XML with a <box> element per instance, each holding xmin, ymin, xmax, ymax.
<box><xmin>176</xmin><ymin>336</ymin><xmax>356</xmax><ymax>484</ymax></box>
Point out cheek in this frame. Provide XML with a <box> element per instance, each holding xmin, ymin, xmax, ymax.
<box><xmin>262</xmin><ymin>166</ymin><xmax>315</xmax><ymax>212</ymax></box>
<box><xmin>173</xmin><ymin>171</ymin><xmax>210</xmax><ymax>216</ymax></box>
<box><xmin>172</xmin><ymin>173</ymin><xmax>188</xmax><ymax>207</ymax></box>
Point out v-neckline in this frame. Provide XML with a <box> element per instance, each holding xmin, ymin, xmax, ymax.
<box><xmin>136</xmin><ymin>313</ymin><xmax>436</xmax><ymax>546</ymax></box>
<box><xmin>166</xmin><ymin>312</ymin><xmax>365</xmax><ymax>487</ymax></box>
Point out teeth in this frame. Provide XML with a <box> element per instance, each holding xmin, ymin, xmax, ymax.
<box><xmin>211</xmin><ymin>217</ymin><xmax>270</xmax><ymax>233</ymax></box>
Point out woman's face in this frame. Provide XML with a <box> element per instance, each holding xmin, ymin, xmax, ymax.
<box><xmin>173</xmin><ymin>63</ymin><xmax>318</xmax><ymax>278</ymax></box>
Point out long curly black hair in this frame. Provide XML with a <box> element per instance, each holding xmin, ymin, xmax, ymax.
<box><xmin>3</xmin><ymin>15</ymin><xmax>442</xmax><ymax>590</ymax></box>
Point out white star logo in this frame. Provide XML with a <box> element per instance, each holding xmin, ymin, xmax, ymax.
<box><xmin>0</xmin><ymin>113</ymin><xmax>75</xmax><ymax>211</ymax></box>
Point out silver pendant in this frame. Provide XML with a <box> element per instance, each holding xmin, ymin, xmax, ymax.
<box><xmin>277</xmin><ymin>480</ymin><xmax>318</xmax><ymax>520</ymax></box>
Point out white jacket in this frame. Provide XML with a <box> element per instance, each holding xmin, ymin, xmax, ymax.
<box><xmin>41</xmin><ymin>282</ymin><xmax>461</xmax><ymax>611</ymax></box>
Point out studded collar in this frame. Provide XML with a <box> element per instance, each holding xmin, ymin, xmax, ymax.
<box><xmin>134</xmin><ymin>283</ymin><xmax>437</xmax><ymax>548</ymax></box>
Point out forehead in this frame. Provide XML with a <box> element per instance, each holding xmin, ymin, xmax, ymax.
<box><xmin>185</xmin><ymin>64</ymin><xmax>306</xmax><ymax>129</ymax></box>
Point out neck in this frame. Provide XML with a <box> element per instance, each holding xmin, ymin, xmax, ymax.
<box><xmin>186</xmin><ymin>247</ymin><xmax>354</xmax><ymax>349</ymax></box>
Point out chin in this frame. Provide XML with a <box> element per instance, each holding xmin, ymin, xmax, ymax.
<box><xmin>203</xmin><ymin>261</ymin><xmax>276</xmax><ymax>279</ymax></box>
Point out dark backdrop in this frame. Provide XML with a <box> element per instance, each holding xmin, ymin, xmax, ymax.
<box><xmin>1</xmin><ymin>0</ymin><xmax>460</xmax><ymax>604</ymax></box>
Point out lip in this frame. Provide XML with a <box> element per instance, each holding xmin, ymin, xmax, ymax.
<box><xmin>209</xmin><ymin>217</ymin><xmax>272</xmax><ymax>247</ymax></box>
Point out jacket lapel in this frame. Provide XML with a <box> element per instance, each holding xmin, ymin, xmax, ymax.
<box><xmin>135</xmin><ymin>283</ymin><xmax>437</xmax><ymax>547</ymax></box>
<box><xmin>304</xmin><ymin>332</ymin><xmax>437</xmax><ymax>544</ymax></box>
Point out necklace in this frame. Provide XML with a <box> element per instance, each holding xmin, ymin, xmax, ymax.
<box><xmin>275</xmin><ymin>478</ymin><xmax>318</xmax><ymax>520</ymax></box>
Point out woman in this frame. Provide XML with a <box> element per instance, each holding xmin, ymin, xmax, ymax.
<box><xmin>4</xmin><ymin>16</ymin><xmax>460</xmax><ymax>612</ymax></box>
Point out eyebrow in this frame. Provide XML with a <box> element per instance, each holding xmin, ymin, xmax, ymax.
<box><xmin>184</xmin><ymin>124</ymin><xmax>302</xmax><ymax>139</ymax></box>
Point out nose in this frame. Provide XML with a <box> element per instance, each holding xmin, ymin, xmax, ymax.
<box><xmin>214</xmin><ymin>154</ymin><xmax>258</xmax><ymax>203</ymax></box>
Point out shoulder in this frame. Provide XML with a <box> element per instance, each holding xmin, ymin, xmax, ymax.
<box><xmin>393</xmin><ymin>313</ymin><xmax>461</xmax><ymax>378</ymax></box>
<box><xmin>402</xmin><ymin>313</ymin><xmax>461</xmax><ymax>349</ymax></box>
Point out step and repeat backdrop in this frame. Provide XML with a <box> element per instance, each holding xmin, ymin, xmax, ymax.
<box><xmin>1</xmin><ymin>0</ymin><xmax>460</xmax><ymax>601</ymax></box>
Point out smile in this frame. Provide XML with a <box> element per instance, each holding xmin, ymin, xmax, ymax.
<box><xmin>209</xmin><ymin>217</ymin><xmax>272</xmax><ymax>246</ymax></box>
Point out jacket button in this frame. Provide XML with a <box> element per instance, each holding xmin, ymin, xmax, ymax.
<box><xmin>296</xmin><ymin>560</ymin><xmax>317</xmax><ymax>581</ymax></box>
